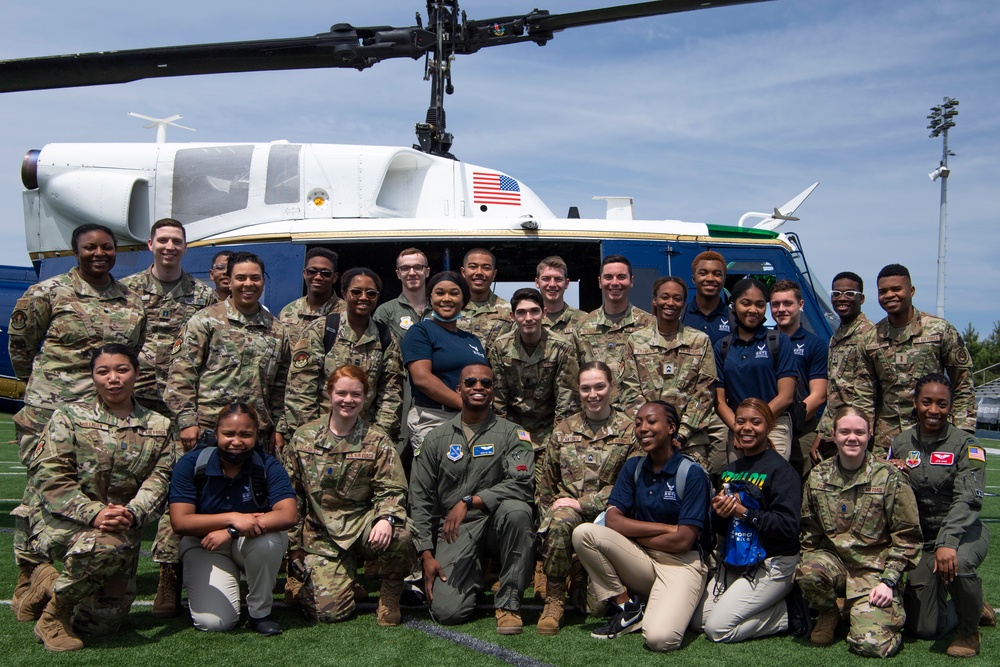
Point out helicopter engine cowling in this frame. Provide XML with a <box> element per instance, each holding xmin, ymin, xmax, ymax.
<box><xmin>42</xmin><ymin>170</ymin><xmax>151</xmax><ymax>244</ymax></box>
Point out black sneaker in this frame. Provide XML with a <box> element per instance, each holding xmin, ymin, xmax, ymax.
<box><xmin>590</xmin><ymin>596</ymin><xmax>644</xmax><ymax>639</ymax></box>
<box><xmin>248</xmin><ymin>614</ymin><xmax>283</xmax><ymax>636</ymax></box>
<box><xmin>399</xmin><ymin>586</ymin><xmax>427</xmax><ymax>608</ymax></box>
<box><xmin>785</xmin><ymin>583</ymin><xmax>814</xmax><ymax>638</ymax></box>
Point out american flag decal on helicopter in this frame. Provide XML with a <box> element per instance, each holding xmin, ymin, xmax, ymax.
<box><xmin>473</xmin><ymin>172</ymin><xmax>521</xmax><ymax>206</ymax></box>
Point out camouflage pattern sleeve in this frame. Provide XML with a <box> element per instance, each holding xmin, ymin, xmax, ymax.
<box><xmin>937</xmin><ymin>433</ymin><xmax>986</xmax><ymax>550</ymax></box>
<box><xmin>881</xmin><ymin>469</ymin><xmax>922</xmax><ymax>584</ymax></box>
<box><xmin>535</xmin><ymin>432</ymin><xmax>561</xmax><ymax>508</ymax></box>
<box><xmin>942</xmin><ymin>324</ymin><xmax>976</xmax><ymax>432</ymax></box>
<box><xmin>281</xmin><ymin>433</ymin><xmax>308</xmax><ymax>551</ymax></box>
<box><xmin>488</xmin><ymin>341</ymin><xmax>509</xmax><ymax>419</ymax></box>
<box><xmin>31</xmin><ymin>410</ymin><xmax>106</xmax><ymax>526</ymax></box>
<box><xmin>678</xmin><ymin>339</ymin><xmax>718</xmax><ymax>442</ymax></box>
<box><xmin>283</xmin><ymin>319</ymin><xmax>326</xmax><ymax>434</ymax></box>
<box><xmin>8</xmin><ymin>287</ymin><xmax>52</xmax><ymax>381</ymax></box>
<box><xmin>125</xmin><ymin>428</ymin><xmax>175</xmax><ymax>526</ymax></box>
<box><xmin>853</xmin><ymin>335</ymin><xmax>878</xmax><ymax>435</ymax></box>
<box><xmin>271</xmin><ymin>328</ymin><xmax>292</xmax><ymax>436</ymax></box>
<box><xmin>369</xmin><ymin>427</ymin><xmax>408</xmax><ymax>522</ymax></box>
<box><xmin>373</xmin><ymin>339</ymin><xmax>405</xmax><ymax>442</ymax></box>
<box><xmin>798</xmin><ymin>476</ymin><xmax>824</xmax><ymax>553</ymax></box>
<box><xmin>619</xmin><ymin>340</ymin><xmax>642</xmax><ymax>416</ymax></box>
<box><xmin>554</xmin><ymin>342</ymin><xmax>580</xmax><ymax>421</ymax></box>
<box><xmin>165</xmin><ymin>313</ymin><xmax>210</xmax><ymax>429</ymax></box>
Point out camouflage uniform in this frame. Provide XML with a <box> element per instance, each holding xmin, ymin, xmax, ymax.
<box><xmin>457</xmin><ymin>292</ymin><xmax>512</xmax><ymax>351</ymax></box>
<box><xmin>278</xmin><ymin>294</ymin><xmax>345</xmax><ymax>348</ymax></box>
<box><xmin>572</xmin><ymin>303</ymin><xmax>655</xmax><ymax>379</ymax></box>
<box><xmin>27</xmin><ymin>401</ymin><xmax>173</xmax><ymax>635</ymax></box>
<box><xmin>543</xmin><ymin>305</ymin><xmax>586</xmax><ymax>335</ymax></box>
<box><xmin>166</xmin><ymin>299</ymin><xmax>291</xmax><ymax>440</ymax></box>
<box><xmin>815</xmin><ymin>312</ymin><xmax>875</xmax><ymax>451</ymax></box>
<box><xmin>536</xmin><ymin>408</ymin><xmax>636</xmax><ymax>579</ymax></box>
<box><xmin>855</xmin><ymin>309</ymin><xmax>975</xmax><ymax>456</ymax></box>
<box><xmin>283</xmin><ymin>419</ymin><xmax>414</xmax><ymax>622</ymax></box>
<box><xmin>122</xmin><ymin>268</ymin><xmax>217</xmax><ymax>564</ymax></box>
<box><xmin>8</xmin><ymin>267</ymin><xmax>146</xmax><ymax>566</ymax></box>
<box><xmin>409</xmin><ymin>412</ymin><xmax>535</xmax><ymax>624</ymax></box>
<box><xmin>488</xmin><ymin>328</ymin><xmax>579</xmax><ymax>475</ymax></box>
<box><xmin>374</xmin><ymin>295</ymin><xmax>433</xmax><ymax>343</ymax></box>
<box><xmin>284</xmin><ymin>315</ymin><xmax>404</xmax><ymax>441</ymax></box>
<box><xmin>893</xmin><ymin>424</ymin><xmax>990</xmax><ymax>641</ymax></box>
<box><xmin>620</xmin><ymin>324</ymin><xmax>717</xmax><ymax>469</ymax></box>
<box><xmin>797</xmin><ymin>453</ymin><xmax>922</xmax><ymax>657</ymax></box>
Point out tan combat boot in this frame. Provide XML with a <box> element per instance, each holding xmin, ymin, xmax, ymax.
<box><xmin>946</xmin><ymin>631</ymin><xmax>981</xmax><ymax>658</ymax></box>
<box><xmin>980</xmin><ymin>602</ymin><xmax>997</xmax><ymax>627</ymax></box>
<box><xmin>10</xmin><ymin>563</ymin><xmax>36</xmax><ymax>619</ymax></box>
<box><xmin>496</xmin><ymin>608</ymin><xmax>523</xmax><ymax>635</ymax></box>
<box><xmin>537</xmin><ymin>578</ymin><xmax>567</xmax><ymax>636</ymax></box>
<box><xmin>810</xmin><ymin>607</ymin><xmax>839</xmax><ymax>646</ymax></box>
<box><xmin>377</xmin><ymin>577</ymin><xmax>404</xmax><ymax>627</ymax></box>
<box><xmin>151</xmin><ymin>563</ymin><xmax>179</xmax><ymax>618</ymax></box>
<box><xmin>533</xmin><ymin>561</ymin><xmax>547</xmax><ymax>600</ymax></box>
<box><xmin>34</xmin><ymin>594</ymin><xmax>84</xmax><ymax>652</ymax></box>
<box><xmin>16</xmin><ymin>563</ymin><xmax>59</xmax><ymax>622</ymax></box>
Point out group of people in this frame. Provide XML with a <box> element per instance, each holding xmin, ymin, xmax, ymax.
<box><xmin>5</xmin><ymin>219</ymin><xmax>990</xmax><ymax>659</ymax></box>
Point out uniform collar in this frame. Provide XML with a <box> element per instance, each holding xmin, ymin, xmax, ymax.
<box><xmin>224</xmin><ymin>298</ymin><xmax>272</xmax><ymax>327</ymax></box>
<box><xmin>69</xmin><ymin>267</ymin><xmax>127</xmax><ymax>300</ymax></box>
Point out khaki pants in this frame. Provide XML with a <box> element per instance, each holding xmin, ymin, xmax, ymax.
<box><xmin>572</xmin><ymin>523</ymin><xmax>707</xmax><ymax>651</ymax></box>
<box><xmin>180</xmin><ymin>532</ymin><xmax>288</xmax><ymax>632</ymax></box>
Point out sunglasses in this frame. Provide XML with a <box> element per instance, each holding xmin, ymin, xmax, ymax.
<box><xmin>305</xmin><ymin>268</ymin><xmax>335</xmax><ymax>278</ymax></box>
<box><xmin>462</xmin><ymin>377</ymin><xmax>494</xmax><ymax>389</ymax></box>
<box><xmin>830</xmin><ymin>290</ymin><xmax>863</xmax><ymax>299</ymax></box>
<box><xmin>348</xmin><ymin>287</ymin><xmax>380</xmax><ymax>299</ymax></box>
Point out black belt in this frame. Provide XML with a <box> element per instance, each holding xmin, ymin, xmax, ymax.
<box><xmin>414</xmin><ymin>400</ymin><xmax>457</xmax><ymax>412</ymax></box>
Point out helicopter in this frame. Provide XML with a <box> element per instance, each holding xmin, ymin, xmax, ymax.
<box><xmin>0</xmin><ymin>0</ymin><xmax>837</xmax><ymax>400</ymax></box>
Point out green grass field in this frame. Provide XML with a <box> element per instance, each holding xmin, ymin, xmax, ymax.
<box><xmin>0</xmin><ymin>413</ymin><xmax>997</xmax><ymax>666</ymax></box>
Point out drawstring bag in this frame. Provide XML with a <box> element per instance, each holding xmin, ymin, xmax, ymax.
<box><xmin>713</xmin><ymin>480</ymin><xmax>766</xmax><ymax>596</ymax></box>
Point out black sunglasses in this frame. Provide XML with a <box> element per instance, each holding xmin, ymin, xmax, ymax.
<box><xmin>462</xmin><ymin>377</ymin><xmax>494</xmax><ymax>389</ymax></box>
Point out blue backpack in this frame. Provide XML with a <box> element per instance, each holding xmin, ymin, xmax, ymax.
<box><xmin>714</xmin><ymin>479</ymin><xmax>767</xmax><ymax>593</ymax></box>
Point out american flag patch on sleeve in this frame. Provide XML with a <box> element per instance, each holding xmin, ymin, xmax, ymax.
<box><xmin>968</xmin><ymin>446</ymin><xmax>986</xmax><ymax>462</ymax></box>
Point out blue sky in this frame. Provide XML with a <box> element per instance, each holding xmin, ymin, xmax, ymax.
<box><xmin>1</xmin><ymin>0</ymin><xmax>998</xmax><ymax>336</ymax></box>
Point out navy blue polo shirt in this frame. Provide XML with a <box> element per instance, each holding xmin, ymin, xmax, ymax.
<box><xmin>788</xmin><ymin>325</ymin><xmax>829</xmax><ymax>382</ymax></box>
<box><xmin>400</xmin><ymin>319</ymin><xmax>487</xmax><ymax>405</ymax></box>
<box><xmin>169</xmin><ymin>447</ymin><xmax>295</xmax><ymax>514</ymax></box>
<box><xmin>713</xmin><ymin>326</ymin><xmax>797</xmax><ymax>409</ymax></box>
<box><xmin>608</xmin><ymin>450</ymin><xmax>710</xmax><ymax>529</ymax></box>
<box><xmin>684</xmin><ymin>296</ymin><xmax>732</xmax><ymax>345</ymax></box>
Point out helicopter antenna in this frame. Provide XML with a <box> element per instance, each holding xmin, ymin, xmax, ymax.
<box><xmin>415</xmin><ymin>0</ymin><xmax>457</xmax><ymax>158</ymax></box>
<box><xmin>127</xmin><ymin>112</ymin><xmax>195</xmax><ymax>143</ymax></box>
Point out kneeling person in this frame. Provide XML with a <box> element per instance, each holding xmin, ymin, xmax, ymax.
<box><xmin>284</xmin><ymin>365</ymin><xmax>415</xmax><ymax>625</ymax></box>
<box><xmin>409</xmin><ymin>363</ymin><xmax>535</xmax><ymax>634</ymax></box>
<box><xmin>797</xmin><ymin>407</ymin><xmax>921</xmax><ymax>658</ymax></box>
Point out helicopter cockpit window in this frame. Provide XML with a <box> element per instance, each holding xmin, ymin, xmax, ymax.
<box><xmin>265</xmin><ymin>144</ymin><xmax>301</xmax><ymax>205</ymax></box>
<box><xmin>172</xmin><ymin>145</ymin><xmax>254</xmax><ymax>223</ymax></box>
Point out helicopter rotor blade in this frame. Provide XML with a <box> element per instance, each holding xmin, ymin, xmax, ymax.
<box><xmin>0</xmin><ymin>1</ymin><xmax>772</xmax><ymax>94</ymax></box>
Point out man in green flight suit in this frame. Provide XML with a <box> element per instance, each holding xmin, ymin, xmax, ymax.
<box><xmin>409</xmin><ymin>363</ymin><xmax>535</xmax><ymax>635</ymax></box>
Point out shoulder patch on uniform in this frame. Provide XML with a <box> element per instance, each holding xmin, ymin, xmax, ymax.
<box><xmin>472</xmin><ymin>444</ymin><xmax>495</xmax><ymax>457</ymax></box>
<box><xmin>517</xmin><ymin>429</ymin><xmax>531</xmax><ymax>444</ymax></box>
<box><xmin>345</xmin><ymin>452</ymin><xmax>376</xmax><ymax>460</ymax></box>
<box><xmin>9</xmin><ymin>310</ymin><xmax>26</xmax><ymax>330</ymax></box>
<box><xmin>292</xmin><ymin>351</ymin><xmax>309</xmax><ymax>369</ymax></box>
<box><xmin>448</xmin><ymin>444</ymin><xmax>464</xmax><ymax>462</ymax></box>
<box><xmin>905</xmin><ymin>451</ymin><xmax>921</xmax><ymax>468</ymax></box>
<box><xmin>969</xmin><ymin>446</ymin><xmax>986</xmax><ymax>462</ymax></box>
<box><xmin>400</xmin><ymin>316</ymin><xmax>413</xmax><ymax>330</ymax></box>
<box><xmin>171</xmin><ymin>338</ymin><xmax>183</xmax><ymax>355</ymax></box>
<box><xmin>929</xmin><ymin>452</ymin><xmax>954</xmax><ymax>466</ymax></box>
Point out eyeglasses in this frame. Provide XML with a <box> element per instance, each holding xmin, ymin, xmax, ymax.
<box><xmin>462</xmin><ymin>377</ymin><xmax>494</xmax><ymax>389</ymax></box>
<box><xmin>211</xmin><ymin>263</ymin><xmax>227</xmax><ymax>271</ymax></box>
<box><xmin>397</xmin><ymin>264</ymin><xmax>427</xmax><ymax>273</ymax></box>
<box><xmin>830</xmin><ymin>290</ymin><xmax>863</xmax><ymax>299</ymax></box>
<box><xmin>305</xmin><ymin>268</ymin><xmax>335</xmax><ymax>278</ymax></box>
<box><xmin>348</xmin><ymin>287</ymin><xmax>380</xmax><ymax>299</ymax></box>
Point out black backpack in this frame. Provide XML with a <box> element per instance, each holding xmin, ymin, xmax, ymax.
<box><xmin>193</xmin><ymin>444</ymin><xmax>270</xmax><ymax>510</ymax></box>
<box><xmin>323</xmin><ymin>313</ymin><xmax>392</xmax><ymax>354</ymax></box>
<box><xmin>719</xmin><ymin>330</ymin><xmax>808</xmax><ymax>435</ymax></box>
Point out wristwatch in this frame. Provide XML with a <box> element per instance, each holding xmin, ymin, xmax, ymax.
<box><xmin>462</xmin><ymin>495</ymin><xmax>474</xmax><ymax>510</ymax></box>
<box><xmin>379</xmin><ymin>515</ymin><xmax>397</xmax><ymax>527</ymax></box>
<box><xmin>879</xmin><ymin>577</ymin><xmax>896</xmax><ymax>589</ymax></box>
<box><xmin>227</xmin><ymin>527</ymin><xmax>240</xmax><ymax>540</ymax></box>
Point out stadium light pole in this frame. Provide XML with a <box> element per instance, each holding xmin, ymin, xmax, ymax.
<box><xmin>927</xmin><ymin>97</ymin><xmax>958</xmax><ymax>319</ymax></box>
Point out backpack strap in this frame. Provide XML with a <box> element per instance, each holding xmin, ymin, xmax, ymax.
<box><xmin>719</xmin><ymin>333</ymin><xmax>732</xmax><ymax>362</ymax></box>
<box><xmin>323</xmin><ymin>312</ymin><xmax>341</xmax><ymax>355</ymax></box>
<box><xmin>193</xmin><ymin>446</ymin><xmax>215</xmax><ymax>504</ymax></box>
<box><xmin>193</xmin><ymin>446</ymin><xmax>269</xmax><ymax>509</ymax></box>
<box><xmin>765</xmin><ymin>329</ymin><xmax>780</xmax><ymax>372</ymax></box>
<box><xmin>374</xmin><ymin>319</ymin><xmax>392</xmax><ymax>351</ymax></box>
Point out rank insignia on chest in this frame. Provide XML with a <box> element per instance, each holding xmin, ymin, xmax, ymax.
<box><xmin>400</xmin><ymin>316</ymin><xmax>413</xmax><ymax>330</ymax></box>
<box><xmin>448</xmin><ymin>444</ymin><xmax>464</xmax><ymax>461</ymax></box>
<box><xmin>840</xmin><ymin>504</ymin><xmax>848</xmax><ymax>513</ymax></box>
<box><xmin>472</xmin><ymin>444</ymin><xmax>494</xmax><ymax>457</ymax></box>
<box><xmin>905</xmin><ymin>451</ymin><xmax>921</xmax><ymax>468</ymax></box>
<box><xmin>662</xmin><ymin>363</ymin><xmax>675</xmax><ymax>375</ymax></box>
<box><xmin>930</xmin><ymin>451</ymin><xmax>955</xmax><ymax>466</ymax></box>
<box><xmin>586</xmin><ymin>454</ymin><xmax>596</xmax><ymax>464</ymax></box>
